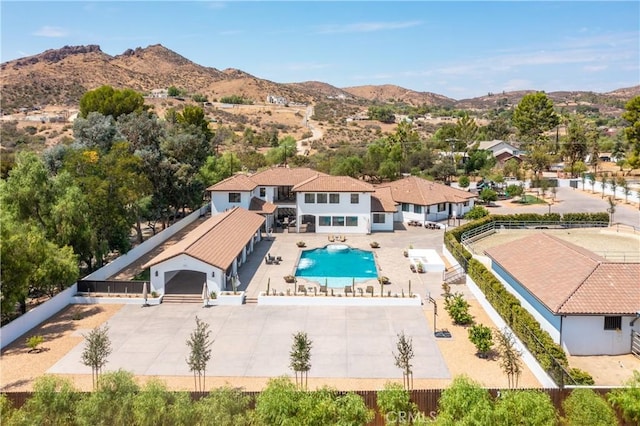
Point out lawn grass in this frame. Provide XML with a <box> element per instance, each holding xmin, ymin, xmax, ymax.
<box><xmin>513</xmin><ymin>194</ymin><xmax>546</xmax><ymax>204</ymax></box>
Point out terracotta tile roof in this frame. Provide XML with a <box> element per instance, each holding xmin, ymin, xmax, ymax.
<box><xmin>207</xmin><ymin>174</ymin><xmax>257</xmax><ymax>192</ymax></box>
<box><xmin>378</xmin><ymin>176</ymin><xmax>476</xmax><ymax>206</ymax></box>
<box><xmin>559</xmin><ymin>263</ymin><xmax>640</xmax><ymax>315</ymax></box>
<box><xmin>143</xmin><ymin>207</ymin><xmax>265</xmax><ymax>270</ymax></box>
<box><xmin>371</xmin><ymin>186</ymin><xmax>398</xmax><ymax>212</ymax></box>
<box><xmin>250</xmin><ymin>167</ymin><xmax>327</xmax><ymax>186</ymax></box>
<box><xmin>485</xmin><ymin>233</ymin><xmax>640</xmax><ymax>315</ymax></box>
<box><xmin>249</xmin><ymin>197</ymin><xmax>277</xmax><ymax>214</ymax></box>
<box><xmin>292</xmin><ymin>175</ymin><xmax>375</xmax><ymax>193</ymax></box>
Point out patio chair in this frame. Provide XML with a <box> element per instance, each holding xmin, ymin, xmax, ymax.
<box><xmin>339</xmin><ymin>235</ymin><xmax>346</xmax><ymax>242</ymax></box>
<box><xmin>298</xmin><ymin>284</ymin><xmax>307</xmax><ymax>294</ymax></box>
<box><xmin>319</xmin><ymin>285</ymin><xmax>328</xmax><ymax>294</ymax></box>
<box><xmin>344</xmin><ymin>285</ymin><xmax>352</xmax><ymax>294</ymax></box>
<box><xmin>410</xmin><ymin>264</ymin><xmax>417</xmax><ymax>273</ymax></box>
<box><xmin>328</xmin><ymin>234</ymin><xmax>335</xmax><ymax>242</ymax></box>
<box><xmin>366</xmin><ymin>286</ymin><xmax>374</xmax><ymax>295</ymax></box>
<box><xmin>265</xmin><ymin>256</ymin><xmax>274</xmax><ymax>265</ymax></box>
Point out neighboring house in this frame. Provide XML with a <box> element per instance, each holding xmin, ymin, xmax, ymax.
<box><xmin>485</xmin><ymin>233</ymin><xmax>640</xmax><ymax>356</ymax></box>
<box><xmin>144</xmin><ymin>207</ymin><xmax>265</xmax><ymax>296</ymax></box>
<box><xmin>473</xmin><ymin>140</ymin><xmax>523</xmax><ymax>156</ymax></box>
<box><xmin>266</xmin><ymin>94</ymin><xmax>287</xmax><ymax>105</ymax></box>
<box><xmin>377</xmin><ymin>176</ymin><xmax>476</xmax><ymax>223</ymax></box>
<box><xmin>208</xmin><ymin>167</ymin><xmax>477</xmax><ymax>233</ymax></box>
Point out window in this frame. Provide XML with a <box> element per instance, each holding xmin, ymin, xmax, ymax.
<box><xmin>414</xmin><ymin>205</ymin><xmax>422</xmax><ymax>214</ymax></box>
<box><xmin>332</xmin><ymin>216</ymin><xmax>345</xmax><ymax>226</ymax></box>
<box><xmin>604</xmin><ymin>316</ymin><xmax>622</xmax><ymax>330</ymax></box>
<box><xmin>317</xmin><ymin>193</ymin><xmax>327</xmax><ymax>203</ymax></box>
<box><xmin>401</xmin><ymin>203</ymin><xmax>409</xmax><ymax>212</ymax></box>
<box><xmin>464</xmin><ymin>201</ymin><xmax>469</xmax><ymax>207</ymax></box>
<box><xmin>329</xmin><ymin>193</ymin><xmax>340</xmax><ymax>204</ymax></box>
<box><xmin>350</xmin><ymin>194</ymin><xmax>359</xmax><ymax>204</ymax></box>
<box><xmin>229</xmin><ymin>193</ymin><xmax>241</xmax><ymax>203</ymax></box>
<box><xmin>259</xmin><ymin>187</ymin><xmax>266</xmax><ymax>197</ymax></box>
<box><xmin>304</xmin><ymin>193</ymin><xmax>315</xmax><ymax>204</ymax></box>
<box><xmin>438</xmin><ymin>203</ymin><xmax>446</xmax><ymax>212</ymax></box>
<box><xmin>373</xmin><ymin>213</ymin><xmax>385</xmax><ymax>224</ymax></box>
<box><xmin>319</xmin><ymin>216</ymin><xmax>331</xmax><ymax>226</ymax></box>
<box><xmin>346</xmin><ymin>216</ymin><xmax>358</xmax><ymax>226</ymax></box>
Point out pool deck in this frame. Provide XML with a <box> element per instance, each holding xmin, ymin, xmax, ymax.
<box><xmin>236</xmin><ymin>225</ymin><xmax>455</xmax><ymax>301</ymax></box>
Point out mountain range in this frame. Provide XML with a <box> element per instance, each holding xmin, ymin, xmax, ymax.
<box><xmin>1</xmin><ymin>44</ymin><xmax>638</xmax><ymax>114</ymax></box>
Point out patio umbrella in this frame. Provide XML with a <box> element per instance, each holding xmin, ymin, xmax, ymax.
<box><xmin>142</xmin><ymin>281</ymin><xmax>148</xmax><ymax>307</ymax></box>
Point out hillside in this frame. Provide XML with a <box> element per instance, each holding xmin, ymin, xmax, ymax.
<box><xmin>2</xmin><ymin>44</ymin><xmax>637</xmax><ymax>116</ymax></box>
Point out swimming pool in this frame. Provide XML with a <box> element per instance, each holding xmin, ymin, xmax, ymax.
<box><xmin>295</xmin><ymin>244</ymin><xmax>378</xmax><ymax>287</ymax></box>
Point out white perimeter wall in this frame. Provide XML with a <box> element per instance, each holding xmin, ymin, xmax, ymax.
<box><xmin>562</xmin><ymin>315</ymin><xmax>638</xmax><ymax>355</ymax></box>
<box><xmin>1</xmin><ymin>205</ymin><xmax>208</xmax><ymax>350</ymax></box>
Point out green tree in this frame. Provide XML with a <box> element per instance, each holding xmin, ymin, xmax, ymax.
<box><xmin>463</xmin><ymin>205</ymin><xmax>489</xmax><ymax>220</ymax></box>
<box><xmin>608</xmin><ymin>370</ymin><xmax>640</xmax><ymax>424</ymax></box>
<box><xmin>81</xmin><ymin>324</ymin><xmax>112</xmax><ymax>390</ymax></box>
<box><xmin>254</xmin><ymin>377</ymin><xmax>302</xmax><ymax>425</ymax></box>
<box><xmin>331</xmin><ymin>155</ymin><xmax>364</xmax><ymax>177</ymax></box>
<box><xmin>468</xmin><ymin>324</ymin><xmax>493</xmax><ymax>358</ymax></box>
<box><xmin>563</xmin><ymin>388</ymin><xmax>617</xmax><ymax>426</ymax></box>
<box><xmin>16</xmin><ymin>376</ymin><xmax>79</xmax><ymax>426</ymax></box>
<box><xmin>444</xmin><ymin>293</ymin><xmax>473</xmax><ymax>325</ymax></box>
<box><xmin>485</xmin><ymin>116</ymin><xmax>512</xmax><ymax>140</ymax></box>
<box><xmin>0</xmin><ymin>394</ymin><xmax>15</xmax><ymax>425</ymax></box>
<box><xmin>465</xmin><ymin>149</ymin><xmax>495</xmax><ymax>175</ymax></box>
<box><xmin>622</xmin><ymin>95</ymin><xmax>640</xmax><ymax>155</ymax></box>
<box><xmin>457</xmin><ymin>175</ymin><xmax>470</xmax><ymax>189</ymax></box>
<box><xmin>502</xmin><ymin>158</ymin><xmax>521</xmax><ymax>179</ymax></box>
<box><xmin>435</xmin><ymin>375</ymin><xmax>493</xmax><ymax>425</ymax></box>
<box><xmin>493</xmin><ymin>390</ymin><xmax>557</xmax><ymax>426</ymax></box>
<box><xmin>563</xmin><ymin>115</ymin><xmax>590</xmax><ymax>177</ymax></box>
<box><xmin>73</xmin><ymin>112</ymin><xmax>118</xmax><ymax>152</ymax></box>
<box><xmin>178</xmin><ymin>105</ymin><xmax>212</xmax><ymax>140</ymax></box>
<box><xmin>377</xmin><ymin>381</ymin><xmax>419</xmax><ymax>426</ymax></box>
<box><xmin>368</xmin><ymin>105</ymin><xmax>396</xmax><ymax>123</ymax></box>
<box><xmin>512</xmin><ymin>92</ymin><xmax>559</xmax><ymax>144</ymax></box>
<box><xmin>132</xmin><ymin>379</ymin><xmax>197</xmax><ymax>426</ymax></box>
<box><xmin>79</xmin><ymin>85</ymin><xmax>145</xmax><ymax>119</ymax></box>
<box><xmin>167</xmin><ymin>86</ymin><xmax>181</xmax><ymax>97</ymax></box>
<box><xmin>75</xmin><ymin>370</ymin><xmax>139</xmax><ymax>426</ymax></box>
<box><xmin>479</xmin><ymin>188</ymin><xmax>498</xmax><ymax>205</ymax></box>
<box><xmin>393</xmin><ymin>332</ymin><xmax>414</xmax><ymax>391</ymax></box>
<box><xmin>199</xmin><ymin>152</ymin><xmax>242</xmax><ymax>186</ymax></box>
<box><xmin>290</xmin><ymin>331</ymin><xmax>312</xmax><ymax>390</ymax></box>
<box><xmin>186</xmin><ymin>316</ymin><xmax>213</xmax><ymax>392</ymax></box>
<box><xmin>455</xmin><ymin>113</ymin><xmax>478</xmax><ymax>148</ymax></box>
<box><xmin>193</xmin><ymin>386</ymin><xmax>252</xmax><ymax>426</ymax></box>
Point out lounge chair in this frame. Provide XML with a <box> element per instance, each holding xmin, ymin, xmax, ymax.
<box><xmin>265</xmin><ymin>256</ymin><xmax>274</xmax><ymax>265</ymax></box>
<box><xmin>366</xmin><ymin>286</ymin><xmax>374</xmax><ymax>295</ymax></box>
<box><xmin>344</xmin><ymin>285</ymin><xmax>353</xmax><ymax>294</ymax></box>
<box><xmin>410</xmin><ymin>264</ymin><xmax>417</xmax><ymax>273</ymax></box>
<box><xmin>297</xmin><ymin>284</ymin><xmax>307</xmax><ymax>294</ymax></box>
<box><xmin>328</xmin><ymin>235</ymin><xmax>335</xmax><ymax>242</ymax></box>
<box><xmin>319</xmin><ymin>285</ymin><xmax>328</xmax><ymax>294</ymax></box>
<box><xmin>339</xmin><ymin>235</ymin><xmax>346</xmax><ymax>242</ymax></box>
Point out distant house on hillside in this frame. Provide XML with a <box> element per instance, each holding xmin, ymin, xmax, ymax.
<box><xmin>150</xmin><ymin>88</ymin><xmax>168</xmax><ymax>98</ymax></box>
<box><xmin>266</xmin><ymin>94</ymin><xmax>287</xmax><ymax>105</ymax></box>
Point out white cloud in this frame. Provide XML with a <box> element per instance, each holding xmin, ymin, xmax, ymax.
<box><xmin>33</xmin><ymin>26</ymin><xmax>68</xmax><ymax>38</ymax></box>
<box><xmin>583</xmin><ymin>65</ymin><xmax>608</xmax><ymax>72</ymax></box>
<box><xmin>315</xmin><ymin>21</ymin><xmax>421</xmax><ymax>34</ymax></box>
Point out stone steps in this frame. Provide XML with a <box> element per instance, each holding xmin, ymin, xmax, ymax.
<box><xmin>162</xmin><ymin>294</ymin><xmax>202</xmax><ymax>304</ymax></box>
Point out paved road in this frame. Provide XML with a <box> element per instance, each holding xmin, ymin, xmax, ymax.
<box><xmin>489</xmin><ymin>186</ymin><xmax>639</xmax><ymax>228</ymax></box>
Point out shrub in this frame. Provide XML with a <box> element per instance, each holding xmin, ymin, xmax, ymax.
<box><xmin>468</xmin><ymin>324</ymin><xmax>493</xmax><ymax>358</ymax></box>
<box><xmin>444</xmin><ymin>292</ymin><xmax>473</xmax><ymax>325</ymax></box>
<box><xmin>464</xmin><ymin>206</ymin><xmax>489</xmax><ymax>220</ymax></box>
<box><xmin>26</xmin><ymin>335</ymin><xmax>44</xmax><ymax>353</ymax></box>
<box><xmin>436</xmin><ymin>375</ymin><xmax>492</xmax><ymax>424</ymax></box>
<box><xmin>377</xmin><ymin>382</ymin><xmax>418</xmax><ymax>425</ymax></box>
<box><xmin>563</xmin><ymin>388</ymin><xmax>617</xmax><ymax>426</ymax></box>
<box><xmin>493</xmin><ymin>390</ymin><xmax>557</xmax><ymax>426</ymax></box>
<box><xmin>568</xmin><ymin>367</ymin><xmax>595</xmax><ymax>385</ymax></box>
<box><xmin>608</xmin><ymin>370</ymin><xmax>640</xmax><ymax>424</ymax></box>
<box><xmin>458</xmin><ymin>175</ymin><xmax>470</xmax><ymax>188</ymax></box>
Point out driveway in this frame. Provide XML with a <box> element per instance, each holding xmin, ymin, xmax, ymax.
<box><xmin>48</xmin><ymin>304</ymin><xmax>450</xmax><ymax>380</ymax></box>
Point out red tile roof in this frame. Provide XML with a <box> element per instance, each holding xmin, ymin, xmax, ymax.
<box><xmin>250</xmin><ymin>167</ymin><xmax>327</xmax><ymax>186</ymax></box>
<box><xmin>371</xmin><ymin>186</ymin><xmax>398</xmax><ymax>212</ymax></box>
<box><xmin>377</xmin><ymin>176</ymin><xmax>475</xmax><ymax>206</ymax></box>
<box><xmin>143</xmin><ymin>207</ymin><xmax>265</xmax><ymax>270</ymax></box>
<box><xmin>292</xmin><ymin>175</ymin><xmax>375</xmax><ymax>193</ymax></box>
<box><xmin>207</xmin><ymin>174</ymin><xmax>257</xmax><ymax>192</ymax></box>
<box><xmin>485</xmin><ymin>233</ymin><xmax>640</xmax><ymax>315</ymax></box>
<box><xmin>249</xmin><ymin>197</ymin><xmax>277</xmax><ymax>214</ymax></box>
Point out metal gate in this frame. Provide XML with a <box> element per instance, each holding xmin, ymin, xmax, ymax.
<box><xmin>632</xmin><ymin>331</ymin><xmax>640</xmax><ymax>358</ymax></box>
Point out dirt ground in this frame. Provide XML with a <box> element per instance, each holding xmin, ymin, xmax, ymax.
<box><xmin>0</xmin><ymin>299</ymin><xmax>541</xmax><ymax>392</ymax></box>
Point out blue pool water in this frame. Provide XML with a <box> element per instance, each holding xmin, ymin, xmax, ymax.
<box><xmin>295</xmin><ymin>244</ymin><xmax>377</xmax><ymax>287</ymax></box>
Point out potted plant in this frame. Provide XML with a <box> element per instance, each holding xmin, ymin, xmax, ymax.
<box><xmin>370</xmin><ymin>241</ymin><xmax>380</xmax><ymax>248</ymax></box>
<box><xmin>209</xmin><ymin>291</ymin><xmax>217</xmax><ymax>300</ymax></box>
<box><xmin>417</xmin><ymin>262</ymin><xmax>425</xmax><ymax>273</ymax></box>
<box><xmin>378</xmin><ymin>276</ymin><xmax>390</xmax><ymax>285</ymax></box>
<box><xmin>284</xmin><ymin>275</ymin><xmax>296</xmax><ymax>283</ymax></box>
<box><xmin>296</xmin><ymin>241</ymin><xmax>306</xmax><ymax>248</ymax></box>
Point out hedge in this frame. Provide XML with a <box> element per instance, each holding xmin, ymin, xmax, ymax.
<box><xmin>446</xmin><ymin>214</ymin><xmax>601</xmax><ymax>386</ymax></box>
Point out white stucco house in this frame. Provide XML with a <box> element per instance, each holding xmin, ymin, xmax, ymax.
<box><xmin>377</xmin><ymin>176</ymin><xmax>476</xmax><ymax>224</ymax></box>
<box><xmin>143</xmin><ymin>207</ymin><xmax>265</xmax><ymax>296</ymax></box>
<box><xmin>485</xmin><ymin>233</ymin><xmax>640</xmax><ymax>356</ymax></box>
<box><xmin>207</xmin><ymin>167</ymin><xmax>477</xmax><ymax>234</ymax></box>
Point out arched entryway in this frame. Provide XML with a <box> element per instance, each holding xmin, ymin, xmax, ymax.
<box><xmin>164</xmin><ymin>270</ymin><xmax>207</xmax><ymax>294</ymax></box>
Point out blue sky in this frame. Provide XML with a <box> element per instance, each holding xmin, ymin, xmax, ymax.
<box><xmin>2</xmin><ymin>1</ymin><xmax>638</xmax><ymax>100</ymax></box>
